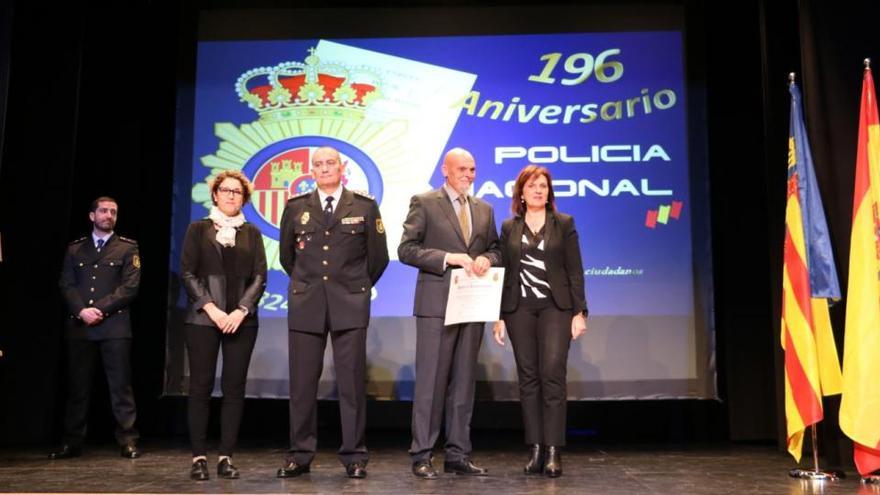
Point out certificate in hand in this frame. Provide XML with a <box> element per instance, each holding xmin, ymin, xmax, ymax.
<box><xmin>444</xmin><ymin>267</ymin><xmax>505</xmax><ymax>326</ymax></box>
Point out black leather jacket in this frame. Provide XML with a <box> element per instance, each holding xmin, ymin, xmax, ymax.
<box><xmin>180</xmin><ymin>219</ymin><xmax>267</xmax><ymax>327</ymax></box>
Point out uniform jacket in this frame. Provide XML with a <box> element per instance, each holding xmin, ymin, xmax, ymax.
<box><xmin>59</xmin><ymin>234</ymin><xmax>141</xmax><ymax>340</ymax></box>
<box><xmin>398</xmin><ymin>188</ymin><xmax>502</xmax><ymax>318</ymax></box>
<box><xmin>180</xmin><ymin>219</ymin><xmax>267</xmax><ymax>327</ymax></box>
<box><xmin>279</xmin><ymin>188</ymin><xmax>389</xmax><ymax>333</ymax></box>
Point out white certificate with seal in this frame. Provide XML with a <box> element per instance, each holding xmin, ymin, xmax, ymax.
<box><xmin>444</xmin><ymin>268</ymin><xmax>505</xmax><ymax>326</ymax></box>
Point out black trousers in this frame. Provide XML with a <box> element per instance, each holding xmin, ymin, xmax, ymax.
<box><xmin>62</xmin><ymin>338</ymin><xmax>138</xmax><ymax>447</ymax></box>
<box><xmin>409</xmin><ymin>319</ymin><xmax>483</xmax><ymax>462</ymax></box>
<box><xmin>287</xmin><ymin>326</ymin><xmax>368</xmax><ymax>466</ymax></box>
<box><xmin>503</xmin><ymin>300</ymin><xmax>571</xmax><ymax>447</ymax></box>
<box><xmin>184</xmin><ymin>324</ymin><xmax>257</xmax><ymax>457</ymax></box>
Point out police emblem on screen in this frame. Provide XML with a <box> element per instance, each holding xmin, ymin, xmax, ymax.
<box><xmin>192</xmin><ymin>48</ymin><xmax>389</xmax><ymax>272</ymax></box>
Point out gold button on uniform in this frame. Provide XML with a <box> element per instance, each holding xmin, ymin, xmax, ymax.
<box><xmin>322</xmin><ymin>260</ymin><xmax>328</xmax><ymax>266</ymax></box>
<box><xmin>90</xmin><ymin>287</ymin><xmax>95</xmax><ymax>292</ymax></box>
<box><xmin>325</xmin><ymin>231</ymin><xmax>330</xmax><ymax>236</ymax></box>
<box><xmin>88</xmin><ymin>299</ymin><xmax>94</xmax><ymax>304</ymax></box>
<box><xmin>322</xmin><ymin>275</ymin><xmax>328</xmax><ymax>281</ymax></box>
<box><xmin>94</xmin><ymin>264</ymin><xmax>98</xmax><ymax>268</ymax></box>
<box><xmin>323</xmin><ymin>245</ymin><xmax>329</xmax><ymax>251</ymax></box>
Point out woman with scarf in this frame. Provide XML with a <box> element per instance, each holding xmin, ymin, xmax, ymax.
<box><xmin>180</xmin><ymin>170</ymin><xmax>267</xmax><ymax>480</ymax></box>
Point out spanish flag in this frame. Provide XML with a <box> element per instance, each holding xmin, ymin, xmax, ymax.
<box><xmin>840</xmin><ymin>63</ymin><xmax>880</xmax><ymax>477</ymax></box>
<box><xmin>782</xmin><ymin>79</ymin><xmax>843</xmax><ymax>462</ymax></box>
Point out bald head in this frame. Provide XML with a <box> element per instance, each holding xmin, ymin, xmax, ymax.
<box><xmin>441</xmin><ymin>147</ymin><xmax>476</xmax><ymax>195</ymax></box>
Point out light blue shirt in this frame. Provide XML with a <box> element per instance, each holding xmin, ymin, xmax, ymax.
<box><xmin>92</xmin><ymin>231</ymin><xmax>113</xmax><ymax>249</ymax></box>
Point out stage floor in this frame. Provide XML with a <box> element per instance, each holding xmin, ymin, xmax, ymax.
<box><xmin>0</xmin><ymin>439</ymin><xmax>873</xmax><ymax>494</ymax></box>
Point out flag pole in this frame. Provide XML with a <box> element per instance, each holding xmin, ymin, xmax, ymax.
<box><xmin>852</xmin><ymin>57</ymin><xmax>879</xmax><ymax>486</ymax></box>
<box><xmin>783</xmin><ymin>70</ymin><xmax>842</xmax><ymax>482</ymax></box>
<box><xmin>788</xmin><ymin>425</ymin><xmax>842</xmax><ymax>481</ymax></box>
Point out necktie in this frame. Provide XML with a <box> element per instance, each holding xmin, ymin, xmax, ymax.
<box><xmin>324</xmin><ymin>196</ymin><xmax>335</xmax><ymax>225</ymax></box>
<box><xmin>457</xmin><ymin>195</ymin><xmax>470</xmax><ymax>242</ymax></box>
<box><xmin>96</xmin><ymin>239</ymin><xmax>105</xmax><ymax>251</ymax></box>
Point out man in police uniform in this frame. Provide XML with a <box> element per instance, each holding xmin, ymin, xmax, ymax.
<box><xmin>50</xmin><ymin>196</ymin><xmax>141</xmax><ymax>459</ymax></box>
<box><xmin>277</xmin><ymin>146</ymin><xmax>389</xmax><ymax>479</ymax></box>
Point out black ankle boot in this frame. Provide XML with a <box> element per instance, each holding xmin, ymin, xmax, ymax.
<box><xmin>190</xmin><ymin>459</ymin><xmax>209</xmax><ymax>481</ymax></box>
<box><xmin>217</xmin><ymin>457</ymin><xmax>239</xmax><ymax>479</ymax></box>
<box><xmin>524</xmin><ymin>444</ymin><xmax>544</xmax><ymax>474</ymax></box>
<box><xmin>544</xmin><ymin>446</ymin><xmax>562</xmax><ymax>478</ymax></box>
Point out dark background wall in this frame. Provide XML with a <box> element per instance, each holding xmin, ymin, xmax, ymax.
<box><xmin>0</xmin><ymin>0</ymin><xmax>876</xmax><ymax>468</ymax></box>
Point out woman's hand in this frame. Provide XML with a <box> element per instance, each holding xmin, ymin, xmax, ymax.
<box><xmin>203</xmin><ymin>303</ymin><xmax>228</xmax><ymax>330</ymax></box>
<box><xmin>221</xmin><ymin>309</ymin><xmax>246</xmax><ymax>334</ymax></box>
<box><xmin>493</xmin><ymin>320</ymin><xmax>506</xmax><ymax>346</ymax></box>
<box><xmin>571</xmin><ymin>313</ymin><xmax>587</xmax><ymax>340</ymax></box>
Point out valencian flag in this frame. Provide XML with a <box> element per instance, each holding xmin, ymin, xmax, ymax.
<box><xmin>781</xmin><ymin>79</ymin><xmax>843</xmax><ymax>462</ymax></box>
<box><xmin>840</xmin><ymin>63</ymin><xmax>880</xmax><ymax>477</ymax></box>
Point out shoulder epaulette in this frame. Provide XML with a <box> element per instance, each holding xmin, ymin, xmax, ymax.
<box><xmin>117</xmin><ymin>236</ymin><xmax>138</xmax><ymax>244</ymax></box>
<box><xmin>351</xmin><ymin>189</ymin><xmax>376</xmax><ymax>200</ymax></box>
<box><xmin>288</xmin><ymin>190</ymin><xmax>311</xmax><ymax>202</ymax></box>
<box><xmin>69</xmin><ymin>237</ymin><xmax>88</xmax><ymax>245</ymax></box>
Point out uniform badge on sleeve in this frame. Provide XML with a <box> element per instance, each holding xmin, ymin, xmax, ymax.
<box><xmin>376</xmin><ymin>218</ymin><xmax>385</xmax><ymax>234</ymax></box>
<box><xmin>133</xmin><ymin>255</ymin><xmax>141</xmax><ymax>269</ymax></box>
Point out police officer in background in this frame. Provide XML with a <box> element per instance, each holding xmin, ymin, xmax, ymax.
<box><xmin>276</xmin><ymin>146</ymin><xmax>389</xmax><ymax>479</ymax></box>
<box><xmin>49</xmin><ymin>196</ymin><xmax>141</xmax><ymax>459</ymax></box>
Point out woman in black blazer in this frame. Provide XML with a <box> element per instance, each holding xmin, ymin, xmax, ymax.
<box><xmin>181</xmin><ymin>170</ymin><xmax>267</xmax><ymax>480</ymax></box>
<box><xmin>492</xmin><ymin>165</ymin><xmax>587</xmax><ymax>478</ymax></box>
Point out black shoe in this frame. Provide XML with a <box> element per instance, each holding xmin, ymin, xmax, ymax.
<box><xmin>48</xmin><ymin>444</ymin><xmax>81</xmax><ymax>460</ymax></box>
<box><xmin>444</xmin><ymin>457</ymin><xmax>488</xmax><ymax>476</ymax></box>
<box><xmin>120</xmin><ymin>443</ymin><xmax>141</xmax><ymax>459</ymax></box>
<box><xmin>544</xmin><ymin>446</ymin><xmax>562</xmax><ymax>478</ymax></box>
<box><xmin>218</xmin><ymin>458</ymin><xmax>239</xmax><ymax>479</ymax></box>
<box><xmin>346</xmin><ymin>461</ymin><xmax>367</xmax><ymax>479</ymax></box>
<box><xmin>191</xmin><ymin>459</ymin><xmax>209</xmax><ymax>481</ymax></box>
<box><xmin>524</xmin><ymin>444</ymin><xmax>544</xmax><ymax>474</ymax></box>
<box><xmin>412</xmin><ymin>459</ymin><xmax>438</xmax><ymax>479</ymax></box>
<box><xmin>277</xmin><ymin>461</ymin><xmax>310</xmax><ymax>478</ymax></box>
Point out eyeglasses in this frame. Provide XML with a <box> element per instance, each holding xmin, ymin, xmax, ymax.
<box><xmin>218</xmin><ymin>187</ymin><xmax>243</xmax><ymax>197</ymax></box>
<box><xmin>312</xmin><ymin>159</ymin><xmax>339</xmax><ymax>169</ymax></box>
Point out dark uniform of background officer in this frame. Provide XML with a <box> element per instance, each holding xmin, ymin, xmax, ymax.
<box><xmin>50</xmin><ymin>196</ymin><xmax>141</xmax><ymax>459</ymax></box>
<box><xmin>276</xmin><ymin>146</ymin><xmax>389</xmax><ymax>479</ymax></box>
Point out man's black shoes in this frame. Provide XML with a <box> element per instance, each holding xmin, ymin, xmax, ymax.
<box><xmin>346</xmin><ymin>461</ymin><xmax>367</xmax><ymax>479</ymax></box>
<box><xmin>48</xmin><ymin>445</ymin><xmax>81</xmax><ymax>460</ymax></box>
<box><xmin>277</xmin><ymin>461</ymin><xmax>310</xmax><ymax>478</ymax></box>
<box><xmin>444</xmin><ymin>457</ymin><xmax>488</xmax><ymax>476</ymax></box>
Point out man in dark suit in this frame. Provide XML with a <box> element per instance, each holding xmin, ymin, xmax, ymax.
<box><xmin>277</xmin><ymin>146</ymin><xmax>389</xmax><ymax>479</ymax></box>
<box><xmin>398</xmin><ymin>148</ymin><xmax>501</xmax><ymax>478</ymax></box>
<box><xmin>50</xmin><ymin>196</ymin><xmax>141</xmax><ymax>459</ymax></box>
